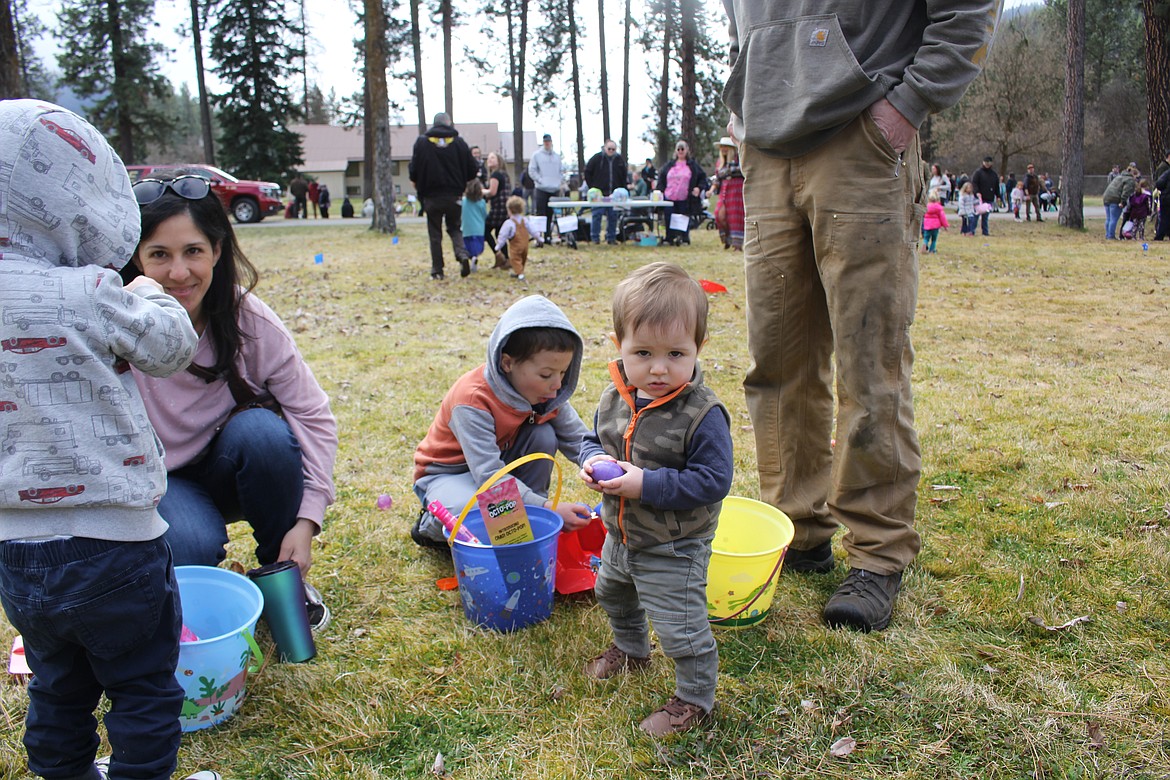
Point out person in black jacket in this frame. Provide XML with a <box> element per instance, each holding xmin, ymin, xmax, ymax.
<box><xmin>970</xmin><ymin>156</ymin><xmax>999</xmax><ymax>236</ymax></box>
<box><xmin>1154</xmin><ymin>150</ymin><xmax>1170</xmax><ymax>241</ymax></box>
<box><xmin>584</xmin><ymin>140</ymin><xmax>628</xmax><ymax>244</ymax></box>
<box><xmin>409</xmin><ymin>113</ymin><xmax>479</xmax><ymax>279</ymax></box>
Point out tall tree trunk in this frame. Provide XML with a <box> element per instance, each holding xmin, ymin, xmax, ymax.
<box><xmin>678</xmin><ymin>0</ymin><xmax>697</xmax><ymax>152</ymax></box>
<box><xmin>0</xmin><ymin>0</ymin><xmax>20</xmax><ymax>98</ymax></box>
<box><xmin>442</xmin><ymin>0</ymin><xmax>453</xmax><ymax>117</ymax></box>
<box><xmin>105</xmin><ymin>0</ymin><xmax>135</xmax><ymax>162</ymax></box>
<box><xmin>620</xmin><ymin>0</ymin><xmax>630</xmax><ymax>161</ymax></box>
<box><xmin>13</xmin><ymin>0</ymin><xmax>34</xmax><ymax>96</ymax></box>
<box><xmin>365</xmin><ymin>0</ymin><xmax>395</xmax><ymax>232</ymax></box>
<box><xmin>1142</xmin><ymin>0</ymin><xmax>1170</xmax><ymax>168</ymax></box>
<box><xmin>506</xmin><ymin>0</ymin><xmax>529</xmax><ymax>183</ymax></box>
<box><xmin>515</xmin><ymin>1</ymin><xmax>528</xmax><ymax>182</ymax></box>
<box><xmin>1060</xmin><ymin>0</ymin><xmax>1085</xmax><ymax>229</ymax></box>
<box><xmin>300</xmin><ymin>0</ymin><xmax>309</xmax><ymax>118</ymax></box>
<box><xmin>189</xmin><ymin>0</ymin><xmax>216</xmax><ymax>164</ymax></box>
<box><xmin>597</xmin><ymin>0</ymin><xmax>610</xmax><ymax>142</ymax></box>
<box><xmin>410</xmin><ymin>0</ymin><xmax>425</xmax><ymax>133</ymax></box>
<box><xmin>363</xmin><ymin>79</ymin><xmax>374</xmax><ymax>198</ymax></box>
<box><xmin>655</xmin><ymin>0</ymin><xmax>673</xmax><ymax>164</ymax></box>
<box><xmin>568</xmin><ymin>0</ymin><xmax>585</xmax><ymax>174</ymax></box>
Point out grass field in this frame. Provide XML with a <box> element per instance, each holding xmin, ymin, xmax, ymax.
<box><xmin>2</xmin><ymin>214</ymin><xmax>1168</xmax><ymax>779</ymax></box>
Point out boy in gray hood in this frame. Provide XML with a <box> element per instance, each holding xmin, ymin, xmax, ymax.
<box><xmin>722</xmin><ymin>2</ymin><xmax>1000</xmax><ymax>632</ymax></box>
<box><xmin>0</xmin><ymin>100</ymin><xmax>214</xmax><ymax>779</ymax></box>
<box><xmin>411</xmin><ymin>295</ymin><xmax>596</xmax><ymax>547</ymax></box>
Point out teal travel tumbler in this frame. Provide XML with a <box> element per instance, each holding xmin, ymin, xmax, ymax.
<box><xmin>246</xmin><ymin>561</ymin><xmax>316</xmax><ymax>663</ymax></box>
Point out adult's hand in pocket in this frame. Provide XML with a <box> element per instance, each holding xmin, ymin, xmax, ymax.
<box><xmin>867</xmin><ymin>98</ymin><xmax>915</xmax><ymax>154</ymax></box>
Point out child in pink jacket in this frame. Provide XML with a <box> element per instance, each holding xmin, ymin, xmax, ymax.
<box><xmin>922</xmin><ymin>189</ymin><xmax>949</xmax><ymax>253</ymax></box>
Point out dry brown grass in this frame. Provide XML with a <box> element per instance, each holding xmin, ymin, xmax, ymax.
<box><xmin>2</xmin><ymin>215</ymin><xmax>1169</xmax><ymax>779</ymax></box>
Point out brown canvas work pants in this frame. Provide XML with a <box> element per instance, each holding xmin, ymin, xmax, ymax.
<box><xmin>741</xmin><ymin>113</ymin><xmax>924</xmax><ymax>574</ymax></box>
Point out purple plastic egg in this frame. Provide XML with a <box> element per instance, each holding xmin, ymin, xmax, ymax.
<box><xmin>376</xmin><ymin>494</ymin><xmax>394</xmax><ymax>510</ymax></box>
<box><xmin>591</xmin><ymin>461</ymin><xmax>626</xmax><ymax>482</ymax></box>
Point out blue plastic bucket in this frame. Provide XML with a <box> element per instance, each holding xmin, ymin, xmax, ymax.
<box><xmin>174</xmin><ymin>566</ymin><xmax>264</xmax><ymax>732</ymax></box>
<box><xmin>450</xmin><ymin>506</ymin><xmax>563</xmax><ymax>631</ymax></box>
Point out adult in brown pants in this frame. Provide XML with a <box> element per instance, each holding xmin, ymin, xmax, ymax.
<box><xmin>722</xmin><ymin>0</ymin><xmax>1001</xmax><ymax>631</ymax></box>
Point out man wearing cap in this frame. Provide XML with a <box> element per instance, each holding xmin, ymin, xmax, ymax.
<box><xmin>409</xmin><ymin>112</ymin><xmax>479</xmax><ymax>279</ymax></box>
<box><xmin>528</xmin><ymin>133</ymin><xmax>563</xmax><ymax>243</ymax></box>
<box><xmin>1023</xmin><ymin>163</ymin><xmax>1043</xmax><ymax>222</ymax></box>
<box><xmin>970</xmin><ymin>156</ymin><xmax>999</xmax><ymax>235</ymax></box>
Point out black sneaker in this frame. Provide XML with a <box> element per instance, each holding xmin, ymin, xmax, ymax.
<box><xmin>823</xmin><ymin>568</ymin><xmax>903</xmax><ymax>632</ymax></box>
<box><xmin>303</xmin><ymin>582</ymin><xmax>330</xmax><ymax>632</ymax></box>
<box><xmin>459</xmin><ymin>256</ymin><xmax>471</xmax><ymax>277</ymax></box>
<box><xmin>410</xmin><ymin>508</ymin><xmax>451</xmax><ymax>553</ymax></box>
<box><xmin>783</xmin><ymin>540</ymin><xmax>834</xmax><ymax>574</ymax></box>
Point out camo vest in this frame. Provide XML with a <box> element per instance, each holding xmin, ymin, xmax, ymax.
<box><xmin>595</xmin><ymin>361</ymin><xmax>728</xmax><ymax>549</ymax></box>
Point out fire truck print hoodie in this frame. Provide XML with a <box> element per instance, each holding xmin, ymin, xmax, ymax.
<box><xmin>0</xmin><ymin>100</ymin><xmax>197</xmax><ymax>542</ymax></box>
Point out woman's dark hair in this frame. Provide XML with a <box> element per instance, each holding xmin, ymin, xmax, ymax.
<box><xmin>502</xmin><ymin>327</ymin><xmax>578</xmax><ymax>363</ymax></box>
<box><xmin>122</xmin><ymin>171</ymin><xmax>259</xmax><ymax>375</ymax></box>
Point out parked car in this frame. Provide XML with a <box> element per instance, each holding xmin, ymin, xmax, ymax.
<box><xmin>125</xmin><ymin>164</ymin><xmax>283</xmax><ymax>224</ymax></box>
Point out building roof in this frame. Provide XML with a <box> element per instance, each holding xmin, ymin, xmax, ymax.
<box><xmin>291</xmin><ymin>123</ymin><xmax>539</xmax><ymax>172</ymax></box>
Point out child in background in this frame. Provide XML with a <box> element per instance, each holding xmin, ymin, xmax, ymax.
<box><xmin>493</xmin><ymin>195</ymin><xmax>544</xmax><ymax>281</ymax></box>
<box><xmin>318</xmin><ymin>182</ymin><xmax>332</xmax><ymax>219</ymax></box>
<box><xmin>922</xmin><ymin>189</ymin><xmax>950</xmax><ymax>254</ymax></box>
<box><xmin>578</xmin><ymin>261</ymin><xmax>734</xmax><ymax>737</ymax></box>
<box><xmin>957</xmin><ymin>181</ymin><xmax>978</xmax><ymax>236</ymax></box>
<box><xmin>0</xmin><ymin>101</ymin><xmax>215</xmax><ymax>780</ymax></box>
<box><xmin>1011</xmin><ymin>180</ymin><xmax>1026</xmax><ymax>221</ymax></box>
<box><xmin>411</xmin><ymin>295</ymin><xmax>596</xmax><ymax>548</ymax></box>
<box><xmin>460</xmin><ymin>179</ymin><xmax>487</xmax><ymax>273</ymax></box>
<box><xmin>1123</xmin><ymin>179</ymin><xmax>1152</xmax><ymax>240</ymax></box>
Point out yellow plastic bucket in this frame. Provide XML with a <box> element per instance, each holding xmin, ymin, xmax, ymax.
<box><xmin>706</xmin><ymin>497</ymin><xmax>794</xmax><ymax>628</ymax></box>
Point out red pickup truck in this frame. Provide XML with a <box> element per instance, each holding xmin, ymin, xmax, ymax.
<box><xmin>125</xmin><ymin>164</ymin><xmax>283</xmax><ymax>224</ymax></box>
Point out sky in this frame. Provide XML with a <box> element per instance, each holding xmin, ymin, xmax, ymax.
<box><xmin>26</xmin><ymin>0</ymin><xmax>732</xmax><ymax>165</ymax></box>
<box><xmin>26</xmin><ymin>0</ymin><xmax>1037</xmax><ymax>166</ymax></box>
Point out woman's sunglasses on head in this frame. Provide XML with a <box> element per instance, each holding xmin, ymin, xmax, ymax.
<box><xmin>132</xmin><ymin>175</ymin><xmax>212</xmax><ymax>205</ymax></box>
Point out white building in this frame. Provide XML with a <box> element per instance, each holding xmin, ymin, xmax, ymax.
<box><xmin>290</xmin><ymin>123</ymin><xmax>539</xmax><ymax>201</ymax></box>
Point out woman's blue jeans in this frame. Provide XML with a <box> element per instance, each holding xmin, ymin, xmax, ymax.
<box><xmin>160</xmin><ymin>408</ymin><xmax>305</xmax><ymax>567</ymax></box>
<box><xmin>1105</xmin><ymin>202</ymin><xmax>1122</xmax><ymax>239</ymax></box>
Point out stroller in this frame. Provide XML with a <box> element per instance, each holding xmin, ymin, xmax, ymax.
<box><xmin>1120</xmin><ymin>189</ymin><xmax>1152</xmax><ymax>240</ymax></box>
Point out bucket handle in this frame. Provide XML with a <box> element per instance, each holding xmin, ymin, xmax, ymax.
<box><xmin>447</xmin><ymin>452</ymin><xmax>562</xmax><ymax>547</ymax></box>
<box><xmin>708</xmin><ymin>546</ymin><xmax>787</xmax><ymax>625</ymax></box>
<box><xmin>241</xmin><ymin>628</ymin><xmax>264</xmax><ymax>674</ymax></box>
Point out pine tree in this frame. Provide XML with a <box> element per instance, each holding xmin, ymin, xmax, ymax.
<box><xmin>209</xmin><ymin>0</ymin><xmax>305</xmax><ymax>181</ymax></box>
<box><xmin>185</xmin><ymin>0</ymin><xmax>216</xmax><ymax>164</ymax></box>
<box><xmin>532</xmin><ymin>0</ymin><xmax>586</xmax><ymax>173</ymax></box>
<box><xmin>1143</xmin><ymin>0</ymin><xmax>1170</xmax><ymax>166</ymax></box>
<box><xmin>365</xmin><ymin>0</ymin><xmax>395</xmax><ymax>232</ymax></box>
<box><xmin>1</xmin><ymin>0</ymin><xmax>20</xmax><ymax>97</ymax></box>
<box><xmin>410</xmin><ymin>0</ymin><xmax>426</xmax><ymax>132</ymax></box>
<box><xmin>469</xmin><ymin>0</ymin><xmax>529</xmax><ymax>182</ymax></box>
<box><xmin>10</xmin><ymin>0</ymin><xmax>53</xmax><ymax>99</ymax></box>
<box><xmin>55</xmin><ymin>0</ymin><xmax>173</xmax><ymax>161</ymax></box>
<box><xmin>1060</xmin><ymin>0</ymin><xmax>1085</xmax><ymax>228</ymax></box>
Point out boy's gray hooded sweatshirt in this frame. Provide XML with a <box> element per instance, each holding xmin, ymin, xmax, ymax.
<box><xmin>0</xmin><ymin>100</ymin><xmax>198</xmax><ymax>542</ymax></box>
<box><xmin>413</xmin><ymin>295</ymin><xmax>592</xmax><ymax>508</ymax></box>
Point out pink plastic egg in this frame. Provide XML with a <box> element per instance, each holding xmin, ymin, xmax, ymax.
<box><xmin>591</xmin><ymin>461</ymin><xmax>626</xmax><ymax>482</ymax></box>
